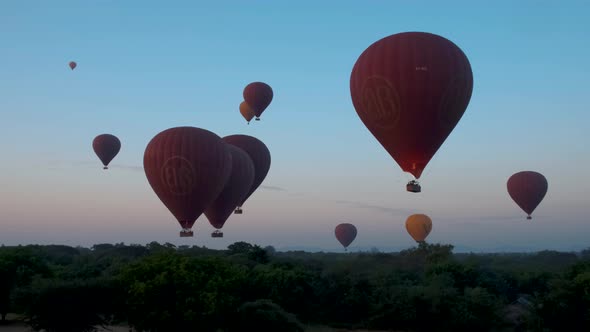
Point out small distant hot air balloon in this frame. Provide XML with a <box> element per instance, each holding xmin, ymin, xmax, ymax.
<box><xmin>243</xmin><ymin>82</ymin><xmax>273</xmax><ymax>121</ymax></box>
<box><xmin>143</xmin><ymin>127</ymin><xmax>232</xmax><ymax>237</ymax></box>
<box><xmin>222</xmin><ymin>135</ymin><xmax>271</xmax><ymax>213</ymax></box>
<box><xmin>507</xmin><ymin>171</ymin><xmax>548</xmax><ymax>220</ymax></box>
<box><xmin>69</xmin><ymin>61</ymin><xmax>77</xmax><ymax>70</ymax></box>
<box><xmin>350</xmin><ymin>32</ymin><xmax>473</xmax><ymax>193</ymax></box>
<box><xmin>205</xmin><ymin>145</ymin><xmax>255</xmax><ymax>238</ymax></box>
<box><xmin>406</xmin><ymin>214</ymin><xmax>432</xmax><ymax>243</ymax></box>
<box><xmin>92</xmin><ymin>134</ymin><xmax>121</xmax><ymax>170</ymax></box>
<box><xmin>335</xmin><ymin>223</ymin><xmax>357</xmax><ymax>251</ymax></box>
<box><xmin>239</xmin><ymin>101</ymin><xmax>256</xmax><ymax>124</ymax></box>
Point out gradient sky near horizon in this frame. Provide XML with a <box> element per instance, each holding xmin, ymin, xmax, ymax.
<box><xmin>1</xmin><ymin>1</ymin><xmax>589</xmax><ymax>252</ymax></box>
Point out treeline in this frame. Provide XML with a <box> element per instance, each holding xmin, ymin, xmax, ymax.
<box><xmin>1</xmin><ymin>241</ymin><xmax>590</xmax><ymax>332</ymax></box>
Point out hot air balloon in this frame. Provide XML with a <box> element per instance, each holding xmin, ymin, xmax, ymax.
<box><xmin>406</xmin><ymin>214</ymin><xmax>432</xmax><ymax>243</ymax></box>
<box><xmin>507</xmin><ymin>171</ymin><xmax>548</xmax><ymax>220</ymax></box>
<box><xmin>69</xmin><ymin>61</ymin><xmax>77</xmax><ymax>70</ymax></box>
<box><xmin>143</xmin><ymin>127</ymin><xmax>232</xmax><ymax>237</ymax></box>
<box><xmin>222</xmin><ymin>135</ymin><xmax>271</xmax><ymax>213</ymax></box>
<box><xmin>205</xmin><ymin>145</ymin><xmax>255</xmax><ymax>238</ymax></box>
<box><xmin>92</xmin><ymin>134</ymin><xmax>121</xmax><ymax>170</ymax></box>
<box><xmin>243</xmin><ymin>82</ymin><xmax>273</xmax><ymax>121</ymax></box>
<box><xmin>335</xmin><ymin>223</ymin><xmax>357</xmax><ymax>251</ymax></box>
<box><xmin>239</xmin><ymin>101</ymin><xmax>256</xmax><ymax>124</ymax></box>
<box><xmin>350</xmin><ymin>32</ymin><xmax>473</xmax><ymax>193</ymax></box>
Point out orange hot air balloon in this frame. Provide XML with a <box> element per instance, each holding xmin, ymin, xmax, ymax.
<box><xmin>92</xmin><ymin>134</ymin><xmax>121</xmax><ymax>170</ymax></box>
<box><xmin>406</xmin><ymin>214</ymin><xmax>432</xmax><ymax>243</ymax></box>
<box><xmin>222</xmin><ymin>135</ymin><xmax>270</xmax><ymax>213</ymax></box>
<box><xmin>204</xmin><ymin>145</ymin><xmax>255</xmax><ymax>238</ymax></box>
<box><xmin>350</xmin><ymin>32</ymin><xmax>473</xmax><ymax>193</ymax></box>
<box><xmin>507</xmin><ymin>171</ymin><xmax>548</xmax><ymax>220</ymax></box>
<box><xmin>335</xmin><ymin>223</ymin><xmax>357</xmax><ymax>251</ymax></box>
<box><xmin>69</xmin><ymin>61</ymin><xmax>77</xmax><ymax>70</ymax></box>
<box><xmin>239</xmin><ymin>101</ymin><xmax>256</xmax><ymax>124</ymax></box>
<box><xmin>243</xmin><ymin>82</ymin><xmax>273</xmax><ymax>120</ymax></box>
<box><xmin>143</xmin><ymin>127</ymin><xmax>232</xmax><ymax>237</ymax></box>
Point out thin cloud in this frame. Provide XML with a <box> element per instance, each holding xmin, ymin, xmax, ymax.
<box><xmin>438</xmin><ymin>215</ymin><xmax>530</xmax><ymax>225</ymax></box>
<box><xmin>48</xmin><ymin>160</ymin><xmax>144</xmax><ymax>172</ymax></box>
<box><xmin>333</xmin><ymin>199</ymin><xmax>414</xmax><ymax>215</ymax></box>
<box><xmin>109</xmin><ymin>164</ymin><xmax>144</xmax><ymax>172</ymax></box>
<box><xmin>261</xmin><ymin>185</ymin><xmax>287</xmax><ymax>192</ymax></box>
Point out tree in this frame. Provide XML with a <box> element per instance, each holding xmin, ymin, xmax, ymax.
<box><xmin>264</xmin><ymin>245</ymin><xmax>276</xmax><ymax>255</ymax></box>
<box><xmin>0</xmin><ymin>248</ymin><xmax>51</xmax><ymax>322</ymax></box>
<box><xmin>232</xmin><ymin>299</ymin><xmax>304</xmax><ymax>332</ymax></box>
<box><xmin>120</xmin><ymin>253</ymin><xmax>248</xmax><ymax>332</ymax></box>
<box><xmin>228</xmin><ymin>242</ymin><xmax>254</xmax><ymax>255</ymax></box>
<box><xmin>22</xmin><ymin>280</ymin><xmax>114</xmax><ymax>332</ymax></box>
<box><xmin>248</xmin><ymin>245</ymin><xmax>269</xmax><ymax>264</ymax></box>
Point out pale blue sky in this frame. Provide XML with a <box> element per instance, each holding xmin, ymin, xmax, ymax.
<box><xmin>1</xmin><ymin>1</ymin><xmax>589</xmax><ymax>251</ymax></box>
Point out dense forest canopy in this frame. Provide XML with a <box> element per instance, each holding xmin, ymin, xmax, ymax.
<box><xmin>1</xmin><ymin>242</ymin><xmax>590</xmax><ymax>332</ymax></box>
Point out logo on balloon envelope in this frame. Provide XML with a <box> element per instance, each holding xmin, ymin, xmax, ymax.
<box><xmin>360</xmin><ymin>76</ymin><xmax>401</xmax><ymax>128</ymax></box>
<box><xmin>161</xmin><ymin>156</ymin><xmax>196</xmax><ymax>196</ymax></box>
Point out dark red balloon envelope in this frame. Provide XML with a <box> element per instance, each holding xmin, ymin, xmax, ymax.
<box><xmin>143</xmin><ymin>127</ymin><xmax>232</xmax><ymax>236</ymax></box>
<box><xmin>335</xmin><ymin>223</ymin><xmax>357</xmax><ymax>249</ymax></box>
<box><xmin>507</xmin><ymin>171</ymin><xmax>548</xmax><ymax>219</ymax></box>
<box><xmin>92</xmin><ymin>134</ymin><xmax>121</xmax><ymax>169</ymax></box>
<box><xmin>222</xmin><ymin>135</ymin><xmax>271</xmax><ymax>211</ymax></box>
<box><xmin>204</xmin><ymin>145</ymin><xmax>255</xmax><ymax>232</ymax></box>
<box><xmin>350</xmin><ymin>32</ymin><xmax>473</xmax><ymax>183</ymax></box>
<box><xmin>243</xmin><ymin>82</ymin><xmax>273</xmax><ymax>119</ymax></box>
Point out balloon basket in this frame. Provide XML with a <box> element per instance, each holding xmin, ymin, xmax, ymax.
<box><xmin>527</xmin><ymin>216</ymin><xmax>532</xmax><ymax>220</ymax></box>
<box><xmin>103</xmin><ymin>166</ymin><xmax>108</xmax><ymax>170</ymax></box>
<box><xmin>234</xmin><ymin>207</ymin><xmax>243</xmax><ymax>214</ymax></box>
<box><xmin>179</xmin><ymin>229</ymin><xmax>194</xmax><ymax>237</ymax></box>
<box><xmin>212</xmin><ymin>230</ymin><xmax>224</xmax><ymax>238</ymax></box>
<box><xmin>406</xmin><ymin>181</ymin><xmax>421</xmax><ymax>193</ymax></box>
<box><xmin>255</xmin><ymin>117</ymin><xmax>260</xmax><ymax>121</ymax></box>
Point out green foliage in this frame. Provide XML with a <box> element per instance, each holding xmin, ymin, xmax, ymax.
<box><xmin>0</xmin><ymin>247</ymin><xmax>52</xmax><ymax>321</ymax></box>
<box><xmin>119</xmin><ymin>252</ymin><xmax>248</xmax><ymax>332</ymax></box>
<box><xmin>227</xmin><ymin>241</ymin><xmax>254</xmax><ymax>255</ymax></box>
<box><xmin>528</xmin><ymin>261</ymin><xmax>590</xmax><ymax>331</ymax></box>
<box><xmin>21</xmin><ymin>279</ymin><xmax>116</xmax><ymax>332</ymax></box>
<box><xmin>232</xmin><ymin>299</ymin><xmax>304</xmax><ymax>332</ymax></box>
<box><xmin>1</xmin><ymin>241</ymin><xmax>590</xmax><ymax>331</ymax></box>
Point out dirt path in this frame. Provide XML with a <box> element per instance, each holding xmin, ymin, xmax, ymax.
<box><xmin>0</xmin><ymin>322</ymin><xmax>131</xmax><ymax>332</ymax></box>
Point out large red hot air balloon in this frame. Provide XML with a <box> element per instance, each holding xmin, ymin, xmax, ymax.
<box><xmin>69</xmin><ymin>61</ymin><xmax>77</xmax><ymax>70</ymax></box>
<box><xmin>335</xmin><ymin>223</ymin><xmax>357</xmax><ymax>251</ymax></box>
<box><xmin>507</xmin><ymin>171</ymin><xmax>548</xmax><ymax>220</ymax></box>
<box><xmin>243</xmin><ymin>82</ymin><xmax>273</xmax><ymax>120</ymax></box>
<box><xmin>92</xmin><ymin>134</ymin><xmax>121</xmax><ymax>170</ymax></box>
<box><xmin>350</xmin><ymin>32</ymin><xmax>473</xmax><ymax>193</ymax></box>
<box><xmin>143</xmin><ymin>127</ymin><xmax>232</xmax><ymax>237</ymax></box>
<box><xmin>204</xmin><ymin>145</ymin><xmax>255</xmax><ymax>238</ymax></box>
<box><xmin>222</xmin><ymin>135</ymin><xmax>271</xmax><ymax>213</ymax></box>
<box><xmin>239</xmin><ymin>101</ymin><xmax>256</xmax><ymax>124</ymax></box>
